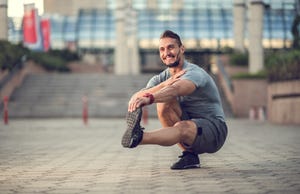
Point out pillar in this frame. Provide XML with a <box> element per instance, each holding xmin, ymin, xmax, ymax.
<box><xmin>126</xmin><ymin>9</ymin><xmax>140</xmax><ymax>75</ymax></box>
<box><xmin>0</xmin><ymin>0</ymin><xmax>8</xmax><ymax>40</ymax></box>
<box><xmin>115</xmin><ymin>0</ymin><xmax>140</xmax><ymax>75</ymax></box>
<box><xmin>233</xmin><ymin>0</ymin><xmax>246</xmax><ymax>52</ymax></box>
<box><xmin>115</xmin><ymin>0</ymin><xmax>128</xmax><ymax>74</ymax></box>
<box><xmin>147</xmin><ymin>0</ymin><xmax>157</xmax><ymax>9</ymax></box>
<box><xmin>248</xmin><ymin>0</ymin><xmax>264</xmax><ymax>73</ymax></box>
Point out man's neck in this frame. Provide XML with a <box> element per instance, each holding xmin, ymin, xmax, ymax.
<box><xmin>169</xmin><ymin>59</ymin><xmax>185</xmax><ymax>75</ymax></box>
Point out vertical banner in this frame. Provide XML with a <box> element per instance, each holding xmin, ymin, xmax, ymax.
<box><xmin>23</xmin><ymin>9</ymin><xmax>37</xmax><ymax>44</ymax></box>
<box><xmin>22</xmin><ymin>5</ymin><xmax>42</xmax><ymax>50</ymax></box>
<box><xmin>41</xmin><ymin>18</ymin><xmax>51</xmax><ymax>51</ymax></box>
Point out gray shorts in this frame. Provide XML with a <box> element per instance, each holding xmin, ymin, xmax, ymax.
<box><xmin>181</xmin><ymin>112</ymin><xmax>228</xmax><ymax>154</ymax></box>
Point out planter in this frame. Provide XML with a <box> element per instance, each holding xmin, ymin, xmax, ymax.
<box><xmin>225</xmin><ymin>65</ymin><xmax>248</xmax><ymax>77</ymax></box>
<box><xmin>232</xmin><ymin>78</ymin><xmax>268</xmax><ymax>118</ymax></box>
<box><xmin>268</xmin><ymin>80</ymin><xmax>300</xmax><ymax>125</ymax></box>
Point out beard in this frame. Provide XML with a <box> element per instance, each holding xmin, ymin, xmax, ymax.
<box><xmin>166</xmin><ymin>59</ymin><xmax>180</xmax><ymax>68</ymax></box>
<box><xmin>164</xmin><ymin>51</ymin><xmax>181</xmax><ymax>68</ymax></box>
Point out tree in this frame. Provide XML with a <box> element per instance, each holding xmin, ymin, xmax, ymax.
<box><xmin>292</xmin><ymin>0</ymin><xmax>300</xmax><ymax>48</ymax></box>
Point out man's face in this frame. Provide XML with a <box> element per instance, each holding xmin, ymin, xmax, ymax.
<box><xmin>159</xmin><ymin>37</ymin><xmax>184</xmax><ymax>67</ymax></box>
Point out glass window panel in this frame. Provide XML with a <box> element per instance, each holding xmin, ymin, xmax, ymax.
<box><xmin>133</xmin><ymin>0</ymin><xmax>146</xmax><ymax>10</ymax></box>
<box><xmin>158</xmin><ymin>0</ymin><xmax>172</xmax><ymax>10</ymax></box>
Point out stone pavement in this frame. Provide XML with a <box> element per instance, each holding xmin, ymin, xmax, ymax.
<box><xmin>0</xmin><ymin>118</ymin><xmax>299</xmax><ymax>194</ymax></box>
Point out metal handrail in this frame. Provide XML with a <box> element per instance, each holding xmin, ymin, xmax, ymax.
<box><xmin>216</xmin><ymin>55</ymin><xmax>234</xmax><ymax>92</ymax></box>
<box><xmin>0</xmin><ymin>55</ymin><xmax>27</xmax><ymax>91</ymax></box>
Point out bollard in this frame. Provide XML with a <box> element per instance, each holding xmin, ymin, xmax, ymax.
<box><xmin>142</xmin><ymin>106</ymin><xmax>148</xmax><ymax>125</ymax></box>
<box><xmin>249</xmin><ymin>106</ymin><xmax>257</xmax><ymax>120</ymax></box>
<box><xmin>82</xmin><ymin>96</ymin><xmax>88</xmax><ymax>125</ymax></box>
<box><xmin>3</xmin><ymin>96</ymin><xmax>9</xmax><ymax>125</ymax></box>
<box><xmin>249</xmin><ymin>106</ymin><xmax>255</xmax><ymax>120</ymax></box>
<box><xmin>258</xmin><ymin>106</ymin><xmax>266</xmax><ymax>121</ymax></box>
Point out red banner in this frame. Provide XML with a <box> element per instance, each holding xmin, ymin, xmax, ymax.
<box><xmin>41</xmin><ymin>19</ymin><xmax>51</xmax><ymax>51</ymax></box>
<box><xmin>23</xmin><ymin>9</ymin><xmax>38</xmax><ymax>44</ymax></box>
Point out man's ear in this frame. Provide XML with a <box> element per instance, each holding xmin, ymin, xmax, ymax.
<box><xmin>181</xmin><ymin>45</ymin><xmax>185</xmax><ymax>54</ymax></box>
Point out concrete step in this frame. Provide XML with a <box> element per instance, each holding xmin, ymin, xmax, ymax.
<box><xmin>8</xmin><ymin>73</ymin><xmax>157</xmax><ymax>118</ymax></box>
<box><xmin>6</xmin><ymin>72</ymin><xmax>232</xmax><ymax>119</ymax></box>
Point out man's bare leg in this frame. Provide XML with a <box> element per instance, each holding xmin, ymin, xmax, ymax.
<box><xmin>138</xmin><ymin>100</ymin><xmax>200</xmax><ymax>169</ymax></box>
<box><xmin>140</xmin><ymin>100</ymin><xmax>197</xmax><ymax>148</ymax></box>
<box><xmin>140</xmin><ymin>120</ymin><xmax>197</xmax><ymax>146</ymax></box>
<box><xmin>156</xmin><ymin>101</ymin><xmax>182</xmax><ymax>127</ymax></box>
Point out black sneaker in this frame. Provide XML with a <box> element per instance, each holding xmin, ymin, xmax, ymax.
<box><xmin>122</xmin><ymin>107</ymin><xmax>144</xmax><ymax>148</ymax></box>
<box><xmin>170</xmin><ymin>151</ymin><xmax>200</xmax><ymax>170</ymax></box>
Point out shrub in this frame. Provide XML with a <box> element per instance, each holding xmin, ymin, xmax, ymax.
<box><xmin>231</xmin><ymin>71</ymin><xmax>267</xmax><ymax>80</ymax></box>
<box><xmin>265</xmin><ymin>50</ymin><xmax>300</xmax><ymax>82</ymax></box>
<box><xmin>220</xmin><ymin>46</ymin><xmax>234</xmax><ymax>53</ymax></box>
<box><xmin>0</xmin><ymin>41</ymin><xmax>71</xmax><ymax>72</ymax></box>
<box><xmin>0</xmin><ymin>40</ymin><xmax>29</xmax><ymax>70</ymax></box>
<box><xmin>28</xmin><ymin>52</ymin><xmax>70</xmax><ymax>72</ymax></box>
<box><xmin>48</xmin><ymin>49</ymin><xmax>79</xmax><ymax>62</ymax></box>
<box><xmin>229</xmin><ymin>51</ymin><xmax>248</xmax><ymax>67</ymax></box>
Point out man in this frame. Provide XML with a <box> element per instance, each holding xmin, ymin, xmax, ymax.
<box><xmin>122</xmin><ymin>30</ymin><xmax>227</xmax><ymax>170</ymax></box>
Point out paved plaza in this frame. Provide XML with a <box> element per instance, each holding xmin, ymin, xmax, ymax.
<box><xmin>0</xmin><ymin>118</ymin><xmax>299</xmax><ymax>194</ymax></box>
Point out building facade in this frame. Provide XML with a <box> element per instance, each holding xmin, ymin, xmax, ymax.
<box><xmin>6</xmin><ymin>0</ymin><xmax>298</xmax><ymax>73</ymax></box>
<box><xmin>8</xmin><ymin>0</ymin><xmax>296</xmax><ymax>50</ymax></box>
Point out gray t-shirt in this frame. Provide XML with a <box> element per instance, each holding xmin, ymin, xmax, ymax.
<box><xmin>146</xmin><ymin>60</ymin><xmax>225</xmax><ymax>122</ymax></box>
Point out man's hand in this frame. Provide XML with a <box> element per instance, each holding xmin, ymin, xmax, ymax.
<box><xmin>163</xmin><ymin>70</ymin><xmax>186</xmax><ymax>87</ymax></box>
<box><xmin>128</xmin><ymin>96</ymin><xmax>151</xmax><ymax>112</ymax></box>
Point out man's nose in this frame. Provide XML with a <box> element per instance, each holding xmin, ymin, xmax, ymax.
<box><xmin>164</xmin><ymin>49</ymin><xmax>170</xmax><ymax>56</ymax></box>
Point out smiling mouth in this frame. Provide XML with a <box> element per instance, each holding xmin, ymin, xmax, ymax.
<box><xmin>164</xmin><ymin>55</ymin><xmax>175</xmax><ymax>60</ymax></box>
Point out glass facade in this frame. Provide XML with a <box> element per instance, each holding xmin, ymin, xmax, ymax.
<box><xmin>263</xmin><ymin>0</ymin><xmax>296</xmax><ymax>47</ymax></box>
<box><xmin>8</xmin><ymin>17</ymin><xmax>22</xmax><ymax>43</ymax></box>
<box><xmin>77</xmin><ymin>9</ymin><xmax>115</xmax><ymax>50</ymax></box>
<box><xmin>8</xmin><ymin>0</ymin><xmax>297</xmax><ymax>51</ymax></box>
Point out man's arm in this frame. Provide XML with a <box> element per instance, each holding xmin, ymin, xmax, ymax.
<box><xmin>128</xmin><ymin>70</ymin><xmax>186</xmax><ymax>111</ymax></box>
<box><xmin>152</xmin><ymin>79</ymin><xmax>196</xmax><ymax>103</ymax></box>
<box><xmin>132</xmin><ymin>69</ymin><xmax>186</xmax><ymax>99</ymax></box>
<box><xmin>127</xmin><ymin>81</ymin><xmax>177</xmax><ymax>111</ymax></box>
<box><xmin>128</xmin><ymin>79</ymin><xmax>196</xmax><ymax>112</ymax></box>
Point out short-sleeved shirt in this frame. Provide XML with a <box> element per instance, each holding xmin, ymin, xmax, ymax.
<box><xmin>146</xmin><ymin>60</ymin><xmax>225</xmax><ymax>122</ymax></box>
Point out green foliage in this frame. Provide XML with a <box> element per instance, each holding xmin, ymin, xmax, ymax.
<box><xmin>291</xmin><ymin>15</ymin><xmax>300</xmax><ymax>49</ymax></box>
<box><xmin>48</xmin><ymin>49</ymin><xmax>79</xmax><ymax>62</ymax></box>
<box><xmin>265</xmin><ymin>50</ymin><xmax>300</xmax><ymax>82</ymax></box>
<box><xmin>231</xmin><ymin>71</ymin><xmax>267</xmax><ymax>80</ymax></box>
<box><xmin>0</xmin><ymin>40</ymin><xmax>30</xmax><ymax>70</ymax></box>
<box><xmin>229</xmin><ymin>51</ymin><xmax>248</xmax><ymax>67</ymax></box>
<box><xmin>0</xmin><ymin>41</ymin><xmax>73</xmax><ymax>72</ymax></box>
<box><xmin>28</xmin><ymin>52</ymin><xmax>70</xmax><ymax>72</ymax></box>
<box><xmin>220</xmin><ymin>46</ymin><xmax>234</xmax><ymax>53</ymax></box>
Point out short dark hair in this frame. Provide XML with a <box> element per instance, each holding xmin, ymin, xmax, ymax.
<box><xmin>160</xmin><ymin>30</ymin><xmax>182</xmax><ymax>46</ymax></box>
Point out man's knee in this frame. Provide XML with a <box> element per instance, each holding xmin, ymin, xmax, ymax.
<box><xmin>174</xmin><ymin>120</ymin><xmax>197</xmax><ymax>142</ymax></box>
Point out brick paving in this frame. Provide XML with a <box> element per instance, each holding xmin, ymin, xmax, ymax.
<box><xmin>0</xmin><ymin>118</ymin><xmax>299</xmax><ymax>194</ymax></box>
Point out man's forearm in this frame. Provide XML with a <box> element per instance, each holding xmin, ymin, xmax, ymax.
<box><xmin>135</xmin><ymin>82</ymin><xmax>168</xmax><ymax>98</ymax></box>
<box><xmin>152</xmin><ymin>84</ymin><xmax>179</xmax><ymax>103</ymax></box>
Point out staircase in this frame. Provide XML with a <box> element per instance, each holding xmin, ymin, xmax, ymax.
<box><xmin>8</xmin><ymin>73</ymin><xmax>156</xmax><ymax>118</ymax></box>
<box><xmin>5</xmin><ymin>72</ymin><xmax>233</xmax><ymax>119</ymax></box>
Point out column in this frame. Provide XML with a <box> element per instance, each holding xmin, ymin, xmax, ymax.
<box><xmin>115</xmin><ymin>0</ymin><xmax>140</xmax><ymax>75</ymax></box>
<box><xmin>115</xmin><ymin>0</ymin><xmax>128</xmax><ymax>74</ymax></box>
<box><xmin>233</xmin><ymin>0</ymin><xmax>246</xmax><ymax>52</ymax></box>
<box><xmin>0</xmin><ymin>0</ymin><xmax>8</xmax><ymax>40</ymax></box>
<box><xmin>248</xmin><ymin>0</ymin><xmax>264</xmax><ymax>73</ymax></box>
<box><xmin>147</xmin><ymin>0</ymin><xmax>157</xmax><ymax>9</ymax></box>
<box><xmin>127</xmin><ymin>9</ymin><xmax>140</xmax><ymax>75</ymax></box>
